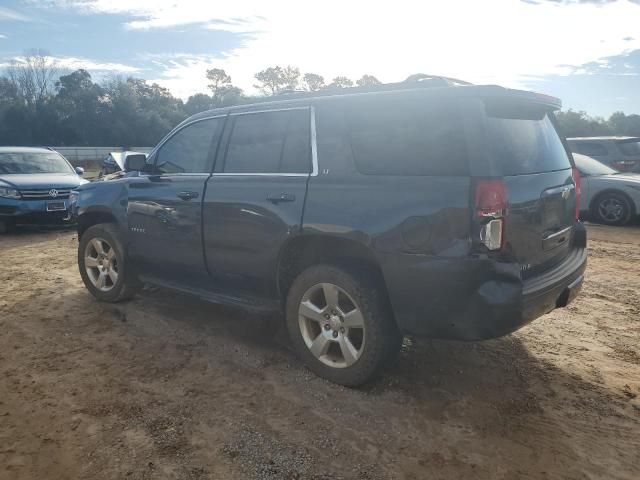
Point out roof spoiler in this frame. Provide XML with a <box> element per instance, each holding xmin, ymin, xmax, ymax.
<box><xmin>479</xmin><ymin>86</ymin><xmax>562</xmax><ymax>110</ymax></box>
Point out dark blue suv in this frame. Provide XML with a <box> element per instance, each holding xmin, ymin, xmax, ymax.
<box><xmin>0</xmin><ymin>147</ymin><xmax>87</xmax><ymax>232</ymax></box>
<box><xmin>71</xmin><ymin>80</ymin><xmax>587</xmax><ymax>385</ymax></box>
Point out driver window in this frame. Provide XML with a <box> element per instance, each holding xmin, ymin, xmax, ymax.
<box><xmin>155</xmin><ymin>118</ymin><xmax>223</xmax><ymax>174</ymax></box>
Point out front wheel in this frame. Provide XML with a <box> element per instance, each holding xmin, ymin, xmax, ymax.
<box><xmin>592</xmin><ymin>192</ymin><xmax>633</xmax><ymax>226</ymax></box>
<box><xmin>285</xmin><ymin>264</ymin><xmax>401</xmax><ymax>386</ymax></box>
<box><xmin>78</xmin><ymin>223</ymin><xmax>141</xmax><ymax>302</ymax></box>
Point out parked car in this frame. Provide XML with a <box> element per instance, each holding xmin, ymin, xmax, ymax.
<box><xmin>572</xmin><ymin>153</ymin><xmax>640</xmax><ymax>225</ymax></box>
<box><xmin>0</xmin><ymin>147</ymin><xmax>88</xmax><ymax>233</ymax></box>
<box><xmin>567</xmin><ymin>137</ymin><xmax>640</xmax><ymax>172</ymax></box>
<box><xmin>99</xmin><ymin>151</ymin><xmax>147</xmax><ymax>178</ymax></box>
<box><xmin>71</xmin><ymin>81</ymin><xmax>587</xmax><ymax>385</ymax></box>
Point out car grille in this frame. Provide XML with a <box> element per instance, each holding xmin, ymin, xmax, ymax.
<box><xmin>19</xmin><ymin>188</ymin><xmax>72</xmax><ymax>200</ymax></box>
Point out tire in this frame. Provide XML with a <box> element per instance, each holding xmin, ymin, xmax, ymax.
<box><xmin>285</xmin><ymin>264</ymin><xmax>401</xmax><ymax>386</ymax></box>
<box><xmin>592</xmin><ymin>191</ymin><xmax>633</xmax><ymax>226</ymax></box>
<box><xmin>78</xmin><ymin>223</ymin><xmax>142</xmax><ymax>302</ymax></box>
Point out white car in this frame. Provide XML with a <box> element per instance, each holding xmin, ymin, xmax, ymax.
<box><xmin>574</xmin><ymin>153</ymin><xmax>640</xmax><ymax>225</ymax></box>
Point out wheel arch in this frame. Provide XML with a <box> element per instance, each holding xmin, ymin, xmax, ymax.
<box><xmin>276</xmin><ymin>234</ymin><xmax>391</xmax><ymax>308</ymax></box>
<box><xmin>77</xmin><ymin>208</ymin><xmax>120</xmax><ymax>239</ymax></box>
<box><xmin>589</xmin><ymin>188</ymin><xmax>637</xmax><ymax>217</ymax></box>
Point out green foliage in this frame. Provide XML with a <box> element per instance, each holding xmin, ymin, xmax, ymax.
<box><xmin>356</xmin><ymin>75</ymin><xmax>381</xmax><ymax>87</ymax></box>
<box><xmin>327</xmin><ymin>76</ymin><xmax>354</xmax><ymax>89</ymax></box>
<box><xmin>2</xmin><ymin>59</ymin><xmax>637</xmax><ymax>148</ymax></box>
<box><xmin>302</xmin><ymin>73</ymin><xmax>325</xmax><ymax>91</ymax></box>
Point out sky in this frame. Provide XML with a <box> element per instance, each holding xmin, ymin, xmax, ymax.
<box><xmin>1</xmin><ymin>0</ymin><xmax>640</xmax><ymax>117</ymax></box>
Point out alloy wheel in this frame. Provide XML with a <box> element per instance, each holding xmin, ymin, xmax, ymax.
<box><xmin>598</xmin><ymin>197</ymin><xmax>625</xmax><ymax>222</ymax></box>
<box><xmin>298</xmin><ymin>282</ymin><xmax>366</xmax><ymax>368</ymax></box>
<box><xmin>84</xmin><ymin>237</ymin><xmax>119</xmax><ymax>292</ymax></box>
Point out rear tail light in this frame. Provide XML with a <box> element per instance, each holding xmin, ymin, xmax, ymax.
<box><xmin>474</xmin><ymin>179</ymin><xmax>507</xmax><ymax>251</ymax></box>
<box><xmin>572</xmin><ymin>167</ymin><xmax>581</xmax><ymax>220</ymax></box>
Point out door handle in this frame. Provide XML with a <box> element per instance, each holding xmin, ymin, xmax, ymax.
<box><xmin>177</xmin><ymin>191</ymin><xmax>199</xmax><ymax>201</ymax></box>
<box><xmin>267</xmin><ymin>193</ymin><xmax>296</xmax><ymax>204</ymax></box>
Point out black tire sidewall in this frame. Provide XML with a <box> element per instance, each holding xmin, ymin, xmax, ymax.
<box><xmin>78</xmin><ymin>224</ymin><xmax>132</xmax><ymax>302</ymax></box>
<box><xmin>285</xmin><ymin>264</ymin><xmax>397</xmax><ymax>386</ymax></box>
<box><xmin>593</xmin><ymin>192</ymin><xmax>632</xmax><ymax>226</ymax></box>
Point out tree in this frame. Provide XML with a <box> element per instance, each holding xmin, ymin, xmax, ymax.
<box><xmin>281</xmin><ymin>65</ymin><xmax>300</xmax><ymax>91</ymax></box>
<box><xmin>327</xmin><ymin>76</ymin><xmax>353</xmax><ymax>89</ymax></box>
<box><xmin>55</xmin><ymin>69</ymin><xmax>105</xmax><ymax>145</ymax></box>
<box><xmin>6</xmin><ymin>48</ymin><xmax>59</xmax><ymax>107</ymax></box>
<box><xmin>555</xmin><ymin>110</ymin><xmax>611</xmax><ymax>138</ymax></box>
<box><xmin>255</xmin><ymin>67</ymin><xmax>284</xmax><ymax>95</ymax></box>
<box><xmin>302</xmin><ymin>73</ymin><xmax>325</xmax><ymax>91</ymax></box>
<box><xmin>206</xmin><ymin>68</ymin><xmax>231</xmax><ymax>98</ymax></box>
<box><xmin>356</xmin><ymin>74</ymin><xmax>381</xmax><ymax>87</ymax></box>
<box><xmin>185</xmin><ymin>93</ymin><xmax>215</xmax><ymax>115</ymax></box>
<box><xmin>254</xmin><ymin>65</ymin><xmax>300</xmax><ymax>95</ymax></box>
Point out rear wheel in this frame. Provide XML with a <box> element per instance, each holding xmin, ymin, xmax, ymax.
<box><xmin>592</xmin><ymin>192</ymin><xmax>632</xmax><ymax>226</ymax></box>
<box><xmin>285</xmin><ymin>264</ymin><xmax>400</xmax><ymax>386</ymax></box>
<box><xmin>78</xmin><ymin>223</ymin><xmax>141</xmax><ymax>302</ymax></box>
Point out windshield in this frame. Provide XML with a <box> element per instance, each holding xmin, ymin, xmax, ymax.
<box><xmin>574</xmin><ymin>154</ymin><xmax>618</xmax><ymax>176</ymax></box>
<box><xmin>0</xmin><ymin>152</ymin><xmax>74</xmax><ymax>174</ymax></box>
<box><xmin>617</xmin><ymin>140</ymin><xmax>640</xmax><ymax>157</ymax></box>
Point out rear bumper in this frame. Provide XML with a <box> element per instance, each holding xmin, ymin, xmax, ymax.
<box><xmin>380</xmin><ymin>225</ymin><xmax>587</xmax><ymax>341</ymax></box>
<box><xmin>0</xmin><ymin>198</ymin><xmax>72</xmax><ymax>225</ymax></box>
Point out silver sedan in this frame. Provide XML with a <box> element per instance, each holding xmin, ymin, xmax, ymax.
<box><xmin>574</xmin><ymin>153</ymin><xmax>640</xmax><ymax>225</ymax></box>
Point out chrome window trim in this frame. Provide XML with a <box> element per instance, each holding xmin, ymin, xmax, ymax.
<box><xmin>213</xmin><ymin>106</ymin><xmax>318</xmax><ymax>177</ymax></box>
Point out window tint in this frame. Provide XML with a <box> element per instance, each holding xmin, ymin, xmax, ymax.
<box><xmin>156</xmin><ymin>118</ymin><xmax>222</xmax><ymax>174</ymax></box>
<box><xmin>345</xmin><ymin>98</ymin><xmax>468</xmax><ymax>176</ymax></box>
<box><xmin>617</xmin><ymin>140</ymin><xmax>640</xmax><ymax>156</ymax></box>
<box><xmin>223</xmin><ymin>109</ymin><xmax>311</xmax><ymax>174</ymax></box>
<box><xmin>572</xmin><ymin>141</ymin><xmax>608</xmax><ymax>157</ymax></box>
<box><xmin>487</xmin><ymin>114</ymin><xmax>571</xmax><ymax>176</ymax></box>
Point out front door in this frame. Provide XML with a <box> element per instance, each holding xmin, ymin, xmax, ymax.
<box><xmin>202</xmin><ymin>107</ymin><xmax>314</xmax><ymax>302</ymax></box>
<box><xmin>127</xmin><ymin>115</ymin><xmax>225</xmax><ymax>287</ymax></box>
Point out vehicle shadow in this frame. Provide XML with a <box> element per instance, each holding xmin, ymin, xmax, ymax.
<box><xmin>6</xmin><ymin>283</ymin><xmax>638</xmax><ymax>479</ymax></box>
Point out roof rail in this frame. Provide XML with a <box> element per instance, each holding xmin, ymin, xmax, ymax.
<box><xmin>269</xmin><ymin>75</ymin><xmax>473</xmax><ymax>101</ymax></box>
<box><xmin>403</xmin><ymin>73</ymin><xmax>473</xmax><ymax>86</ymax></box>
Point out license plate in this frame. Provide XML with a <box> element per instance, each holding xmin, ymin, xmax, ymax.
<box><xmin>46</xmin><ymin>201</ymin><xmax>66</xmax><ymax>212</ymax></box>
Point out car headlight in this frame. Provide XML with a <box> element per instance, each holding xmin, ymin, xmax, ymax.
<box><xmin>0</xmin><ymin>187</ymin><xmax>21</xmax><ymax>199</ymax></box>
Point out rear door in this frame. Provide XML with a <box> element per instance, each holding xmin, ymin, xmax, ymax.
<box><xmin>484</xmin><ymin>99</ymin><xmax>577</xmax><ymax>274</ymax></box>
<box><xmin>127</xmin><ymin>116</ymin><xmax>225</xmax><ymax>286</ymax></box>
<box><xmin>202</xmin><ymin>106</ymin><xmax>313</xmax><ymax>302</ymax></box>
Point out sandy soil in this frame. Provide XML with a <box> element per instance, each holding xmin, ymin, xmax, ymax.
<box><xmin>1</xmin><ymin>224</ymin><xmax>639</xmax><ymax>480</ymax></box>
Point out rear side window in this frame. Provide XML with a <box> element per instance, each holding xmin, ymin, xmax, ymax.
<box><xmin>572</xmin><ymin>141</ymin><xmax>608</xmax><ymax>157</ymax></box>
<box><xmin>617</xmin><ymin>140</ymin><xmax>640</xmax><ymax>156</ymax></box>
<box><xmin>487</xmin><ymin>109</ymin><xmax>571</xmax><ymax>176</ymax></box>
<box><xmin>222</xmin><ymin>109</ymin><xmax>311</xmax><ymax>174</ymax></box>
<box><xmin>345</xmin><ymin>98</ymin><xmax>469</xmax><ymax>176</ymax></box>
<box><xmin>156</xmin><ymin>118</ymin><xmax>222</xmax><ymax>174</ymax></box>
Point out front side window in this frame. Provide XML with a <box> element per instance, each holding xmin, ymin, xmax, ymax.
<box><xmin>345</xmin><ymin>98</ymin><xmax>469</xmax><ymax>176</ymax></box>
<box><xmin>0</xmin><ymin>152</ymin><xmax>74</xmax><ymax>174</ymax></box>
<box><xmin>222</xmin><ymin>109</ymin><xmax>311</xmax><ymax>174</ymax></box>
<box><xmin>155</xmin><ymin>118</ymin><xmax>223</xmax><ymax>174</ymax></box>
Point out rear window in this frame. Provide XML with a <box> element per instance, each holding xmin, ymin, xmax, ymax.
<box><xmin>487</xmin><ymin>110</ymin><xmax>571</xmax><ymax>176</ymax></box>
<box><xmin>345</xmin><ymin>98</ymin><xmax>468</xmax><ymax>176</ymax></box>
<box><xmin>617</xmin><ymin>140</ymin><xmax>640</xmax><ymax>156</ymax></box>
<box><xmin>571</xmin><ymin>141</ymin><xmax>608</xmax><ymax>157</ymax></box>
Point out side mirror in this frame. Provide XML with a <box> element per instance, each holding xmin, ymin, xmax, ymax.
<box><xmin>124</xmin><ymin>154</ymin><xmax>147</xmax><ymax>172</ymax></box>
<box><xmin>75</xmin><ymin>166</ymin><xmax>85</xmax><ymax>176</ymax></box>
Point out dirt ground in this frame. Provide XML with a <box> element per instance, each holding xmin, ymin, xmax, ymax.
<box><xmin>1</xmin><ymin>224</ymin><xmax>639</xmax><ymax>480</ymax></box>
